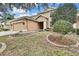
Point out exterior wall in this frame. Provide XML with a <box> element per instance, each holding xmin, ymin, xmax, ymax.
<box><xmin>10</xmin><ymin>19</ymin><xmax>28</xmax><ymax>31</ymax></box>
<box><xmin>40</xmin><ymin>11</ymin><xmax>54</xmax><ymax>28</ymax></box>
<box><xmin>40</xmin><ymin>12</ymin><xmax>51</xmax><ymax>19</ymax></box>
<box><xmin>36</xmin><ymin>16</ymin><xmax>47</xmax><ymax>29</ymax></box>
<box><xmin>36</xmin><ymin>17</ymin><xmax>47</xmax><ymax>22</ymax></box>
<box><xmin>28</xmin><ymin>20</ymin><xmax>39</xmax><ymax>31</ymax></box>
<box><xmin>10</xmin><ymin>9</ymin><xmax>54</xmax><ymax>31</ymax></box>
<box><xmin>76</xmin><ymin>16</ymin><xmax>79</xmax><ymax>29</ymax></box>
<box><xmin>10</xmin><ymin>19</ymin><xmax>41</xmax><ymax>31</ymax></box>
<box><xmin>43</xmin><ymin>22</ymin><xmax>46</xmax><ymax>29</ymax></box>
<box><xmin>32</xmin><ymin>15</ymin><xmax>39</xmax><ymax>19</ymax></box>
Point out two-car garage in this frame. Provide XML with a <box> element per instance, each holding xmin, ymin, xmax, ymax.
<box><xmin>10</xmin><ymin>17</ymin><xmax>44</xmax><ymax>31</ymax></box>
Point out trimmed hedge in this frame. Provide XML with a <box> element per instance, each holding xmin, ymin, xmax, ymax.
<box><xmin>53</xmin><ymin>20</ymin><xmax>73</xmax><ymax>34</ymax></box>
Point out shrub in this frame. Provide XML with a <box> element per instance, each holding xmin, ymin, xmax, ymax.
<box><xmin>76</xmin><ymin>29</ymin><xmax>79</xmax><ymax>35</ymax></box>
<box><xmin>2</xmin><ymin>29</ymin><xmax>9</xmax><ymax>31</ymax></box>
<box><xmin>73</xmin><ymin>29</ymin><xmax>79</xmax><ymax>35</ymax></box>
<box><xmin>53</xmin><ymin>20</ymin><xmax>73</xmax><ymax>34</ymax></box>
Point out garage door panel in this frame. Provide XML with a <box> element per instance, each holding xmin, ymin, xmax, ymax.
<box><xmin>13</xmin><ymin>23</ymin><xmax>25</xmax><ymax>31</ymax></box>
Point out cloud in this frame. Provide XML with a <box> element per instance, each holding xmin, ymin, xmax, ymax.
<box><xmin>31</xmin><ymin>13</ymin><xmax>37</xmax><ymax>15</ymax></box>
<box><xmin>26</xmin><ymin>10</ymin><xmax>37</xmax><ymax>16</ymax></box>
<box><xmin>18</xmin><ymin>9</ymin><xmax>26</xmax><ymax>14</ymax></box>
<box><xmin>14</xmin><ymin>13</ymin><xmax>28</xmax><ymax>18</ymax></box>
<box><xmin>12</xmin><ymin>7</ymin><xmax>28</xmax><ymax>18</ymax></box>
<box><xmin>19</xmin><ymin>14</ymin><xmax>27</xmax><ymax>17</ymax></box>
<box><xmin>12</xmin><ymin>7</ymin><xmax>37</xmax><ymax>18</ymax></box>
<box><xmin>12</xmin><ymin>7</ymin><xmax>26</xmax><ymax>14</ymax></box>
<box><xmin>0</xmin><ymin>16</ymin><xmax>2</xmax><ymax>19</ymax></box>
<box><xmin>0</xmin><ymin>12</ymin><xmax>2</xmax><ymax>19</ymax></box>
<box><xmin>12</xmin><ymin>7</ymin><xmax>17</xmax><ymax>14</ymax></box>
<box><xmin>0</xmin><ymin>12</ymin><xmax>3</xmax><ymax>15</ymax></box>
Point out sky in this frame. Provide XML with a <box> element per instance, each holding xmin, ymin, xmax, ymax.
<box><xmin>11</xmin><ymin>3</ymin><xmax>61</xmax><ymax>18</ymax></box>
<box><xmin>2</xmin><ymin>3</ymin><xmax>79</xmax><ymax>18</ymax></box>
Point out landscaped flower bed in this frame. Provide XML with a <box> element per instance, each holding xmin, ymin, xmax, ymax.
<box><xmin>47</xmin><ymin>32</ymin><xmax>79</xmax><ymax>47</ymax></box>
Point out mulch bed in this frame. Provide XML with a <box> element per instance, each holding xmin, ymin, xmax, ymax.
<box><xmin>48</xmin><ymin>33</ymin><xmax>77</xmax><ymax>46</ymax></box>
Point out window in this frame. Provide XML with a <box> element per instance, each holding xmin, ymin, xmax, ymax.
<box><xmin>23</xmin><ymin>22</ymin><xmax>25</xmax><ymax>25</ymax></box>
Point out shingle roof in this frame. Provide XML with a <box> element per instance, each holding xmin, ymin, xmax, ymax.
<box><xmin>8</xmin><ymin>16</ymin><xmax>38</xmax><ymax>23</ymax></box>
<box><xmin>35</xmin><ymin>15</ymin><xmax>48</xmax><ymax>20</ymax></box>
<box><xmin>9</xmin><ymin>8</ymin><xmax>54</xmax><ymax>23</ymax></box>
<box><xmin>38</xmin><ymin>8</ymin><xmax>54</xmax><ymax>14</ymax></box>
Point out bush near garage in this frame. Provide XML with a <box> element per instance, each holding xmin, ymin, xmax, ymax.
<box><xmin>53</xmin><ymin>20</ymin><xmax>73</xmax><ymax>34</ymax></box>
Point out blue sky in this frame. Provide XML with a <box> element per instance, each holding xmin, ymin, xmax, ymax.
<box><xmin>8</xmin><ymin>3</ymin><xmax>79</xmax><ymax>18</ymax></box>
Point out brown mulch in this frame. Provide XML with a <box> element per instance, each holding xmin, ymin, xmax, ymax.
<box><xmin>48</xmin><ymin>33</ymin><xmax>77</xmax><ymax>46</ymax></box>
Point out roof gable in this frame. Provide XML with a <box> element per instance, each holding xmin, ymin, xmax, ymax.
<box><xmin>35</xmin><ymin>15</ymin><xmax>48</xmax><ymax>20</ymax></box>
<box><xmin>9</xmin><ymin>8</ymin><xmax>54</xmax><ymax>23</ymax></box>
<box><xmin>38</xmin><ymin>8</ymin><xmax>54</xmax><ymax>14</ymax></box>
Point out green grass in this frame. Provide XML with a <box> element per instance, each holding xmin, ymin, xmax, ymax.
<box><xmin>0</xmin><ymin>31</ymin><xmax>79</xmax><ymax>56</ymax></box>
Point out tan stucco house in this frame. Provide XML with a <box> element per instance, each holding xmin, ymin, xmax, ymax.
<box><xmin>9</xmin><ymin>8</ymin><xmax>54</xmax><ymax>31</ymax></box>
<box><xmin>9</xmin><ymin>8</ymin><xmax>79</xmax><ymax>32</ymax></box>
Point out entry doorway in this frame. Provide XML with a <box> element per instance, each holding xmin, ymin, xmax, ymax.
<box><xmin>38</xmin><ymin>22</ymin><xmax>43</xmax><ymax>29</ymax></box>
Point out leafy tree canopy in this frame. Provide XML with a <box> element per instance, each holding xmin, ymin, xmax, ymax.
<box><xmin>2</xmin><ymin>12</ymin><xmax>14</xmax><ymax>22</ymax></box>
<box><xmin>51</xmin><ymin>3</ymin><xmax>77</xmax><ymax>24</ymax></box>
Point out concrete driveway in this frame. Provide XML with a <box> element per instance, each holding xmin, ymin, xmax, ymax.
<box><xmin>0</xmin><ymin>31</ymin><xmax>19</xmax><ymax>36</ymax></box>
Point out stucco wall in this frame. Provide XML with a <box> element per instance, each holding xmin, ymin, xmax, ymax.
<box><xmin>36</xmin><ymin>16</ymin><xmax>47</xmax><ymax>22</ymax></box>
<box><xmin>28</xmin><ymin>20</ymin><xmax>39</xmax><ymax>31</ymax></box>
<box><xmin>40</xmin><ymin>11</ymin><xmax>53</xmax><ymax>28</ymax></box>
<box><xmin>76</xmin><ymin>16</ymin><xmax>79</xmax><ymax>29</ymax></box>
<box><xmin>11</xmin><ymin>20</ymin><xmax>27</xmax><ymax>31</ymax></box>
<box><xmin>10</xmin><ymin>10</ymin><xmax>54</xmax><ymax>31</ymax></box>
<box><xmin>10</xmin><ymin>19</ymin><xmax>41</xmax><ymax>31</ymax></box>
<box><xmin>36</xmin><ymin>16</ymin><xmax>47</xmax><ymax>29</ymax></box>
<box><xmin>40</xmin><ymin>11</ymin><xmax>52</xmax><ymax>21</ymax></box>
<box><xmin>77</xmin><ymin>19</ymin><xmax>79</xmax><ymax>29</ymax></box>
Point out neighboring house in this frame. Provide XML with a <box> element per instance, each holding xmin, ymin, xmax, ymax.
<box><xmin>9</xmin><ymin>8</ymin><xmax>54</xmax><ymax>31</ymax></box>
<box><xmin>76</xmin><ymin>14</ymin><xmax>79</xmax><ymax>29</ymax></box>
<box><xmin>0</xmin><ymin>22</ymin><xmax>11</xmax><ymax>30</ymax></box>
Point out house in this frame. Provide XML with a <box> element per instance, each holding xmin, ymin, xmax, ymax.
<box><xmin>9</xmin><ymin>8</ymin><xmax>54</xmax><ymax>31</ymax></box>
<box><xmin>76</xmin><ymin>14</ymin><xmax>79</xmax><ymax>29</ymax></box>
<box><xmin>8</xmin><ymin>8</ymin><xmax>79</xmax><ymax>32</ymax></box>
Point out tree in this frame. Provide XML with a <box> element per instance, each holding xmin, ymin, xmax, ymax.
<box><xmin>0</xmin><ymin>3</ymin><xmax>57</xmax><ymax>14</ymax></box>
<box><xmin>51</xmin><ymin>3</ymin><xmax>77</xmax><ymax>25</ymax></box>
<box><xmin>2</xmin><ymin>12</ymin><xmax>14</xmax><ymax>23</ymax></box>
<box><xmin>0</xmin><ymin>12</ymin><xmax>14</xmax><ymax>30</ymax></box>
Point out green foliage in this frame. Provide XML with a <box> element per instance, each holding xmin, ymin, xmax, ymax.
<box><xmin>76</xmin><ymin>29</ymin><xmax>79</xmax><ymax>35</ymax></box>
<box><xmin>53</xmin><ymin>20</ymin><xmax>73</xmax><ymax>34</ymax></box>
<box><xmin>51</xmin><ymin>3</ymin><xmax>77</xmax><ymax>24</ymax></box>
<box><xmin>73</xmin><ymin>29</ymin><xmax>79</xmax><ymax>35</ymax></box>
<box><xmin>2</xmin><ymin>28</ymin><xmax>9</xmax><ymax>31</ymax></box>
<box><xmin>2</xmin><ymin>13</ymin><xmax>14</xmax><ymax>22</ymax></box>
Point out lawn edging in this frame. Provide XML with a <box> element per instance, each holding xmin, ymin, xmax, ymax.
<box><xmin>46</xmin><ymin>33</ymin><xmax>79</xmax><ymax>48</ymax></box>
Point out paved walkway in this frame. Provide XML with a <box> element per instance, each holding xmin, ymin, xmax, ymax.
<box><xmin>0</xmin><ymin>31</ymin><xmax>19</xmax><ymax>36</ymax></box>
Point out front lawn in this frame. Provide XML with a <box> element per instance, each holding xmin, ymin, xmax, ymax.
<box><xmin>0</xmin><ymin>31</ymin><xmax>79</xmax><ymax>56</ymax></box>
